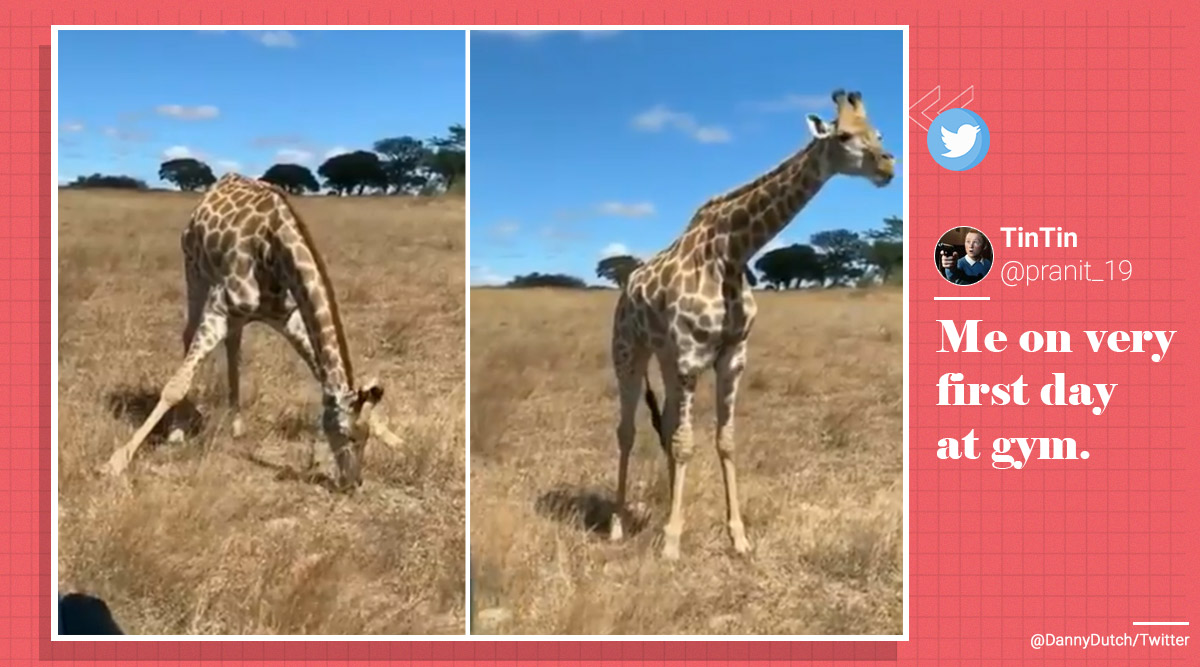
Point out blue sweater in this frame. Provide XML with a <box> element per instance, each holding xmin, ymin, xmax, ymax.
<box><xmin>944</xmin><ymin>256</ymin><xmax>991</xmax><ymax>285</ymax></box>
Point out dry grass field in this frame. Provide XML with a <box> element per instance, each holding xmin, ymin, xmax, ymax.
<box><xmin>470</xmin><ymin>286</ymin><xmax>903</xmax><ymax>635</ymax></box>
<box><xmin>56</xmin><ymin>188</ymin><xmax>465</xmax><ymax>635</ymax></box>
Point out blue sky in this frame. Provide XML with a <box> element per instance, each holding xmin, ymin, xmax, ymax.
<box><xmin>469</xmin><ymin>29</ymin><xmax>905</xmax><ymax>286</ymax></box>
<box><xmin>57</xmin><ymin>29</ymin><xmax>465</xmax><ymax>187</ymax></box>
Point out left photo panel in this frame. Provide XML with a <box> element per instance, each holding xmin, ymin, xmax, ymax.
<box><xmin>54</xmin><ymin>28</ymin><xmax>467</xmax><ymax>636</ymax></box>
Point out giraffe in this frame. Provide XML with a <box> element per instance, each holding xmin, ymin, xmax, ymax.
<box><xmin>608</xmin><ymin>89</ymin><xmax>895</xmax><ymax>559</ymax></box>
<box><xmin>97</xmin><ymin>172</ymin><xmax>402</xmax><ymax>491</ymax></box>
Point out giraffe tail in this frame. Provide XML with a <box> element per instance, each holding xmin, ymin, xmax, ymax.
<box><xmin>643</xmin><ymin>379</ymin><xmax>669</xmax><ymax>457</ymax></box>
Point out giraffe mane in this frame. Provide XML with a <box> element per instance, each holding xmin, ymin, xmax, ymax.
<box><xmin>265</xmin><ymin>182</ymin><xmax>356</xmax><ymax>388</ymax></box>
<box><xmin>691</xmin><ymin>137</ymin><xmax>820</xmax><ymax>216</ymax></box>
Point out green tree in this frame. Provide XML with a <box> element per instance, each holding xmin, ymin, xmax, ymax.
<box><xmin>811</xmin><ymin>229</ymin><xmax>867</xmax><ymax>285</ymax></box>
<box><xmin>596</xmin><ymin>254</ymin><xmax>642</xmax><ymax>287</ymax></box>
<box><xmin>158</xmin><ymin>158</ymin><xmax>216</xmax><ymax>192</ymax></box>
<box><xmin>317</xmin><ymin>150</ymin><xmax>389</xmax><ymax>195</ymax></box>
<box><xmin>754</xmin><ymin>243</ymin><xmax>825</xmax><ymax>289</ymax></box>
<box><xmin>506</xmin><ymin>272</ymin><xmax>587</xmax><ymax>289</ymax></box>
<box><xmin>260</xmin><ymin>163</ymin><xmax>320</xmax><ymax>195</ymax></box>
<box><xmin>423</xmin><ymin>123</ymin><xmax>466</xmax><ymax>192</ymax></box>
<box><xmin>373</xmin><ymin>136</ymin><xmax>431</xmax><ymax>194</ymax></box>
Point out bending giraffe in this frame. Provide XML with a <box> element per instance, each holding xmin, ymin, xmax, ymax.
<box><xmin>609</xmin><ymin>89</ymin><xmax>896</xmax><ymax>559</ymax></box>
<box><xmin>98</xmin><ymin>173</ymin><xmax>401</xmax><ymax>490</ymax></box>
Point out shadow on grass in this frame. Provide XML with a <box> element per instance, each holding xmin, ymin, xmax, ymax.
<box><xmin>534</xmin><ymin>484</ymin><xmax>651</xmax><ymax>537</ymax></box>
<box><xmin>106</xmin><ymin>385</ymin><xmax>204</xmax><ymax>445</ymax></box>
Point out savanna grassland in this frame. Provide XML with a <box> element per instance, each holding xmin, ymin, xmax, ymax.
<box><xmin>57</xmin><ymin>188</ymin><xmax>465</xmax><ymax>635</ymax></box>
<box><xmin>470</xmin><ymin>286</ymin><xmax>903</xmax><ymax>635</ymax></box>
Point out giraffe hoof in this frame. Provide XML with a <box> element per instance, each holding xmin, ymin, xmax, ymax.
<box><xmin>733</xmin><ymin>538</ymin><xmax>751</xmax><ymax>555</ymax></box>
<box><xmin>661</xmin><ymin>532</ymin><xmax>681</xmax><ymax>560</ymax></box>
<box><xmin>231</xmin><ymin>418</ymin><xmax>246</xmax><ymax>439</ymax></box>
<box><xmin>96</xmin><ymin>458</ymin><xmax>126</xmax><ymax>477</ymax></box>
<box><xmin>609</xmin><ymin>520</ymin><xmax>624</xmax><ymax>542</ymax></box>
<box><xmin>167</xmin><ymin>428</ymin><xmax>186</xmax><ymax>444</ymax></box>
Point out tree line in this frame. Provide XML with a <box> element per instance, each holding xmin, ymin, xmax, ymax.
<box><xmin>63</xmin><ymin>124</ymin><xmax>465</xmax><ymax>197</ymax></box>
<box><xmin>500</xmin><ymin>216</ymin><xmax>903</xmax><ymax>290</ymax></box>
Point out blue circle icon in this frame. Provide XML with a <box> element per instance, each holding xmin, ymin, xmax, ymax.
<box><xmin>927</xmin><ymin>108</ymin><xmax>990</xmax><ymax>171</ymax></box>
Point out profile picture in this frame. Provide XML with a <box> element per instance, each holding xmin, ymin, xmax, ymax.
<box><xmin>935</xmin><ymin>226</ymin><xmax>992</xmax><ymax>286</ymax></box>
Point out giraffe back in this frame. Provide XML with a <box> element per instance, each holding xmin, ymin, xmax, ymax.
<box><xmin>183</xmin><ymin>173</ymin><xmax>355</xmax><ymax>385</ymax></box>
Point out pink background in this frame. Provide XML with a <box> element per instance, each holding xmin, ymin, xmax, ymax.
<box><xmin>12</xmin><ymin>0</ymin><xmax>1199</xmax><ymax>664</ymax></box>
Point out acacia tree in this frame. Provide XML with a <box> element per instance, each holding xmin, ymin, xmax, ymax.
<box><xmin>159</xmin><ymin>158</ymin><xmax>216</xmax><ymax>191</ymax></box>
<box><xmin>373</xmin><ymin>136</ymin><xmax>430</xmax><ymax>194</ymax></box>
<box><xmin>596</xmin><ymin>254</ymin><xmax>642</xmax><ymax>287</ymax></box>
<box><xmin>317</xmin><ymin>150</ymin><xmax>389</xmax><ymax>195</ymax></box>
<box><xmin>260</xmin><ymin>163</ymin><xmax>320</xmax><ymax>194</ymax></box>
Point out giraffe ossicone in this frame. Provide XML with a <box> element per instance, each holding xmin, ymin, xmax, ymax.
<box><xmin>97</xmin><ymin>173</ymin><xmax>402</xmax><ymax>491</ymax></box>
<box><xmin>607</xmin><ymin>88</ymin><xmax>896</xmax><ymax>559</ymax></box>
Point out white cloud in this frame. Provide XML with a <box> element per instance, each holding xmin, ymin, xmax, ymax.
<box><xmin>214</xmin><ymin>160</ymin><xmax>242</xmax><ymax>174</ymax></box>
<box><xmin>276</xmin><ymin>148</ymin><xmax>314</xmax><ymax>165</ymax></box>
<box><xmin>323</xmin><ymin>146</ymin><xmax>350</xmax><ymax>160</ymax></box>
<box><xmin>198</xmin><ymin>29</ymin><xmax>299</xmax><ymax>48</ymax></box>
<box><xmin>61</xmin><ymin>121</ymin><xmax>84</xmax><ymax>132</ymax></box>
<box><xmin>156</xmin><ymin>104</ymin><xmax>220</xmax><ymax>120</ymax></box>
<box><xmin>491</xmin><ymin>220</ymin><xmax>520</xmax><ymax>237</ymax></box>
<box><xmin>600</xmin><ymin>242</ymin><xmax>631</xmax><ymax>258</ymax></box>
<box><xmin>162</xmin><ymin>145</ymin><xmax>199</xmax><ymax>160</ymax></box>
<box><xmin>488</xmin><ymin>29</ymin><xmax>620</xmax><ymax>41</ymax></box>
<box><xmin>248</xmin><ymin>30</ymin><xmax>297</xmax><ymax>48</ymax></box>
<box><xmin>596</xmin><ymin>201</ymin><xmax>655</xmax><ymax>218</ymax></box>
<box><xmin>470</xmin><ymin>265</ymin><xmax>511</xmax><ymax>286</ymax></box>
<box><xmin>745</xmin><ymin>94</ymin><xmax>830</xmax><ymax>113</ymax></box>
<box><xmin>632</xmin><ymin>105</ymin><xmax>730</xmax><ymax>143</ymax></box>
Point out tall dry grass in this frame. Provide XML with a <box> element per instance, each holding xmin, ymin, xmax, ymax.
<box><xmin>57</xmin><ymin>188</ymin><xmax>465</xmax><ymax>635</ymax></box>
<box><xmin>469</xmin><ymin>287</ymin><xmax>902</xmax><ymax>635</ymax></box>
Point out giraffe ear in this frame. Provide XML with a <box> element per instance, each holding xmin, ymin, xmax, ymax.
<box><xmin>806</xmin><ymin>114</ymin><xmax>833</xmax><ymax>139</ymax></box>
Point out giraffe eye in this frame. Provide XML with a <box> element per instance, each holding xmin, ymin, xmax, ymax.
<box><xmin>837</xmin><ymin>132</ymin><xmax>853</xmax><ymax>142</ymax></box>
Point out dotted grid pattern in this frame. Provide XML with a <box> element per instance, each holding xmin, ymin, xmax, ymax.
<box><xmin>0</xmin><ymin>2</ymin><xmax>1192</xmax><ymax>666</ymax></box>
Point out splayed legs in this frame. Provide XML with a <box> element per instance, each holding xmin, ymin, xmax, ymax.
<box><xmin>100</xmin><ymin>294</ymin><xmax>230</xmax><ymax>477</ymax></box>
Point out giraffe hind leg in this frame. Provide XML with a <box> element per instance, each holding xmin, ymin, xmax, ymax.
<box><xmin>168</xmin><ymin>260</ymin><xmax>209</xmax><ymax>444</ymax></box>
<box><xmin>100</xmin><ymin>295</ymin><xmax>230</xmax><ymax>477</ymax></box>
<box><xmin>611</xmin><ymin>336</ymin><xmax>651</xmax><ymax>542</ymax></box>
<box><xmin>225</xmin><ymin>320</ymin><xmax>246</xmax><ymax>438</ymax></box>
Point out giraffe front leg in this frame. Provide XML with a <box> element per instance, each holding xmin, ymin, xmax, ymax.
<box><xmin>100</xmin><ymin>303</ymin><xmax>229</xmax><ymax>477</ymax></box>
<box><xmin>226</xmin><ymin>322</ymin><xmax>245</xmax><ymax>438</ymax></box>
<box><xmin>270</xmin><ymin>309</ymin><xmax>323</xmax><ymax>476</ymax></box>
<box><xmin>715</xmin><ymin>342</ymin><xmax>751</xmax><ymax>555</ymax></box>
<box><xmin>661</xmin><ymin>366</ymin><xmax>698</xmax><ymax>561</ymax></box>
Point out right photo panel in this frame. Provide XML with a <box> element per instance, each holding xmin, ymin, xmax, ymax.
<box><xmin>469</xmin><ymin>28</ymin><xmax>905</xmax><ymax>636</ymax></box>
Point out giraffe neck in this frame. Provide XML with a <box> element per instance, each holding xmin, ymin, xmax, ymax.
<box><xmin>275</xmin><ymin>204</ymin><xmax>356</xmax><ymax>404</ymax></box>
<box><xmin>697</xmin><ymin>139</ymin><xmax>833</xmax><ymax>267</ymax></box>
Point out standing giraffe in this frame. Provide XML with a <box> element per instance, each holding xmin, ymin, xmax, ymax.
<box><xmin>98</xmin><ymin>173</ymin><xmax>401</xmax><ymax>490</ymax></box>
<box><xmin>609</xmin><ymin>89</ymin><xmax>896</xmax><ymax>559</ymax></box>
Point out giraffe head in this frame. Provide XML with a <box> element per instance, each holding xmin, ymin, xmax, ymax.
<box><xmin>804</xmin><ymin>89</ymin><xmax>894</xmax><ymax>187</ymax></box>
<box><xmin>325</xmin><ymin>378</ymin><xmax>386</xmax><ymax>491</ymax></box>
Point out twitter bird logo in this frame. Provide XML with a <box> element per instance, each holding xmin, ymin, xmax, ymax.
<box><xmin>941</xmin><ymin>124</ymin><xmax>981</xmax><ymax>157</ymax></box>
<box><xmin>927</xmin><ymin>108</ymin><xmax>990</xmax><ymax>171</ymax></box>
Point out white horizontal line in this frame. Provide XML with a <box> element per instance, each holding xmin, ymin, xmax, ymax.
<box><xmin>1133</xmin><ymin>621</ymin><xmax>1190</xmax><ymax>626</ymax></box>
<box><xmin>934</xmin><ymin>296</ymin><xmax>991</xmax><ymax>301</ymax></box>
